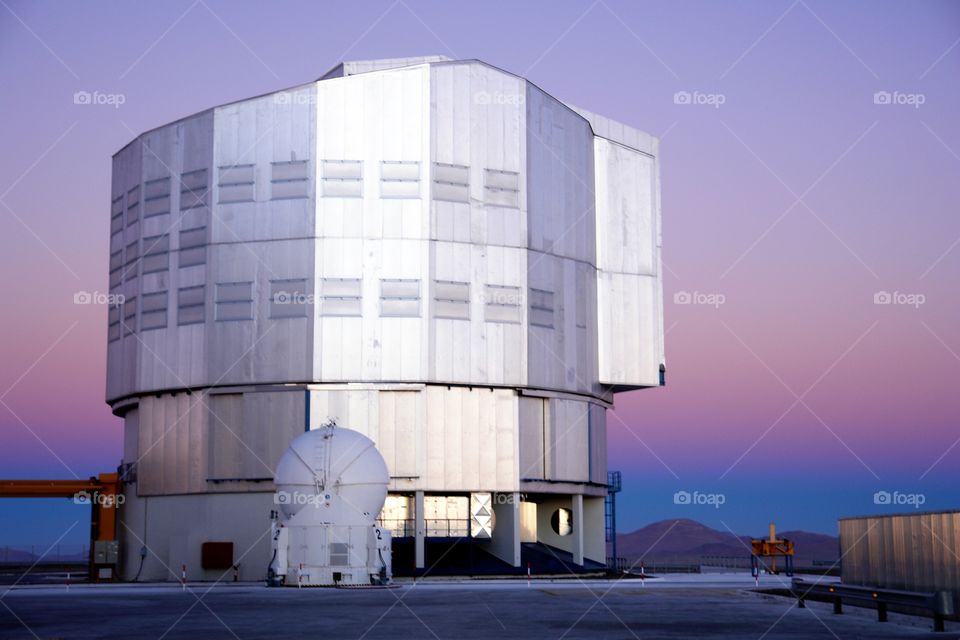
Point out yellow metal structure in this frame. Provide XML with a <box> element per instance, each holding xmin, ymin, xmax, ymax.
<box><xmin>751</xmin><ymin>522</ymin><xmax>795</xmax><ymax>575</ymax></box>
<box><xmin>0</xmin><ymin>472</ymin><xmax>121</xmax><ymax>581</ymax></box>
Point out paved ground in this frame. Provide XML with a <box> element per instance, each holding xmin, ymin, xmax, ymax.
<box><xmin>1</xmin><ymin>576</ymin><xmax>956</xmax><ymax>639</ymax></box>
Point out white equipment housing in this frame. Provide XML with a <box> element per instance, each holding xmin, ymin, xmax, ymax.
<box><xmin>269</xmin><ymin>423</ymin><xmax>392</xmax><ymax>586</ymax></box>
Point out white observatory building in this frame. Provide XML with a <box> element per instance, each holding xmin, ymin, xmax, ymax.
<box><xmin>107</xmin><ymin>56</ymin><xmax>664</xmax><ymax>580</ymax></box>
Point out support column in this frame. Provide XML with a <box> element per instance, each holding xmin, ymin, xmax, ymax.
<box><xmin>415</xmin><ymin>490</ymin><xmax>425</xmax><ymax>570</ymax></box>
<box><xmin>571</xmin><ymin>494</ymin><xmax>584</xmax><ymax>566</ymax></box>
<box><xmin>489</xmin><ymin>492</ymin><xmax>521</xmax><ymax>567</ymax></box>
<box><xmin>583</xmin><ymin>497</ymin><xmax>606</xmax><ymax>564</ymax></box>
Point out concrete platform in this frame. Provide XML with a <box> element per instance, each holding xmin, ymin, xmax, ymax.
<box><xmin>1</xmin><ymin>576</ymin><xmax>954</xmax><ymax>639</ymax></box>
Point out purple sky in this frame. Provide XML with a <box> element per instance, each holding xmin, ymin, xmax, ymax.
<box><xmin>1</xmin><ymin>0</ymin><xmax>958</xmax><ymax>546</ymax></box>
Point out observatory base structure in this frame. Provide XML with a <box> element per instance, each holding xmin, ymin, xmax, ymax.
<box><xmin>107</xmin><ymin>56</ymin><xmax>664</xmax><ymax>581</ymax></box>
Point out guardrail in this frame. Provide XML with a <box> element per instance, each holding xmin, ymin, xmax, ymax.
<box><xmin>0</xmin><ymin>545</ymin><xmax>88</xmax><ymax>566</ymax></box>
<box><xmin>792</xmin><ymin>578</ymin><xmax>956</xmax><ymax>632</ymax></box>
<box><xmin>377</xmin><ymin>518</ymin><xmax>470</xmax><ymax>538</ymax></box>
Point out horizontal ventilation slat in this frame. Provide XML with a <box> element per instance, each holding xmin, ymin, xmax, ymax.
<box><xmin>433</xmin><ymin>182</ymin><xmax>469</xmax><ymax>203</ymax></box>
<box><xmin>179</xmin><ymin>227</ymin><xmax>206</xmax><ymax>249</ymax></box>
<box><xmin>319</xmin><ymin>298</ymin><xmax>361</xmax><ymax>317</ymax></box>
<box><xmin>434</xmin><ymin>281</ymin><xmax>470</xmax><ymax>302</ymax></box>
<box><xmin>272</xmin><ymin>161</ymin><xmax>309</xmax><ymax>182</ymax></box>
<box><xmin>216</xmin><ymin>282</ymin><xmax>252</xmax><ymax>303</ymax></box>
<box><xmin>321</xmin><ymin>180</ymin><xmax>361</xmax><ymax>198</ymax></box>
<box><xmin>272</xmin><ymin>180</ymin><xmax>310</xmax><ymax>200</ymax></box>
<box><xmin>143</xmin><ymin>196</ymin><xmax>170</xmax><ymax>217</ymax></box>
<box><xmin>434</xmin><ymin>300</ymin><xmax>469</xmax><ymax>320</ymax></box>
<box><xmin>179</xmin><ymin>247</ymin><xmax>206</xmax><ymax>268</ymax></box>
<box><xmin>433</xmin><ymin>163</ymin><xmax>469</xmax><ymax>185</ymax></box>
<box><xmin>381</xmin><ymin>279</ymin><xmax>419</xmax><ymax>299</ymax></box>
<box><xmin>219</xmin><ymin>183</ymin><xmax>254</xmax><ymax>203</ymax></box>
<box><xmin>144</xmin><ymin>177</ymin><xmax>170</xmax><ymax>200</ymax></box>
<box><xmin>321</xmin><ymin>160</ymin><xmax>362</xmax><ymax>180</ymax></box>
<box><xmin>381</xmin><ymin>161</ymin><xmax>420</xmax><ymax>181</ymax></box>
<box><xmin>218</xmin><ymin>165</ymin><xmax>255</xmax><ymax>185</ymax></box>
<box><xmin>216</xmin><ymin>301</ymin><xmax>253</xmax><ymax>321</ymax></box>
<box><xmin>320</xmin><ymin>278</ymin><xmax>361</xmax><ymax>297</ymax></box>
<box><xmin>141</xmin><ymin>291</ymin><xmax>168</xmax><ymax>313</ymax></box>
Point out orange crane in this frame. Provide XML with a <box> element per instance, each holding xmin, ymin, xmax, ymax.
<box><xmin>0</xmin><ymin>472</ymin><xmax>121</xmax><ymax>581</ymax></box>
<box><xmin>751</xmin><ymin>522</ymin><xmax>794</xmax><ymax>576</ymax></box>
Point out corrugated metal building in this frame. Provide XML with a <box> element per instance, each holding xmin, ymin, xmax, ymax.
<box><xmin>107</xmin><ymin>56</ymin><xmax>665</xmax><ymax>580</ymax></box>
<box><xmin>840</xmin><ymin>511</ymin><xmax>960</xmax><ymax>604</ymax></box>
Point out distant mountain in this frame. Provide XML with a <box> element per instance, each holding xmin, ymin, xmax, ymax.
<box><xmin>613</xmin><ymin>519</ymin><xmax>838</xmax><ymax>564</ymax></box>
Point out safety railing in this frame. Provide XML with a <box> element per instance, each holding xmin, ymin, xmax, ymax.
<box><xmin>0</xmin><ymin>545</ymin><xmax>89</xmax><ymax>565</ymax></box>
<box><xmin>792</xmin><ymin>578</ymin><xmax>956</xmax><ymax>632</ymax></box>
<box><xmin>377</xmin><ymin>518</ymin><xmax>471</xmax><ymax>538</ymax></box>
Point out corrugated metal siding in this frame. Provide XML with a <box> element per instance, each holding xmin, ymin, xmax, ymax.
<box><xmin>840</xmin><ymin>512</ymin><xmax>960</xmax><ymax>595</ymax></box>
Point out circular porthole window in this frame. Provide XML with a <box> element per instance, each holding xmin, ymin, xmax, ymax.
<box><xmin>551</xmin><ymin>508</ymin><xmax>573</xmax><ymax>536</ymax></box>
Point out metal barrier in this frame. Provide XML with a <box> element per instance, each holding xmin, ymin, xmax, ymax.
<box><xmin>792</xmin><ymin>578</ymin><xmax>956</xmax><ymax>632</ymax></box>
<box><xmin>377</xmin><ymin>518</ymin><xmax>470</xmax><ymax>538</ymax></box>
<box><xmin>0</xmin><ymin>545</ymin><xmax>89</xmax><ymax>566</ymax></box>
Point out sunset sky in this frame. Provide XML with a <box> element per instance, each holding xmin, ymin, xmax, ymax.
<box><xmin>1</xmin><ymin>0</ymin><xmax>958</xmax><ymax>547</ymax></box>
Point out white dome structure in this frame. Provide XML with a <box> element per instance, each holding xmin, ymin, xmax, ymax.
<box><xmin>270</xmin><ymin>423</ymin><xmax>393</xmax><ymax>586</ymax></box>
<box><xmin>274</xmin><ymin>424</ymin><xmax>388</xmax><ymax>524</ymax></box>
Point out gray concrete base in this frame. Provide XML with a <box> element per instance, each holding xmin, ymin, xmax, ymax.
<box><xmin>0</xmin><ymin>581</ymin><xmax>945</xmax><ymax>639</ymax></box>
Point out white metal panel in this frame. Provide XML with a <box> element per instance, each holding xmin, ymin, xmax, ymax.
<box><xmin>597</xmin><ymin>271</ymin><xmax>661</xmax><ymax>387</ymax></box>
<box><xmin>594</xmin><ymin>138</ymin><xmax>657</xmax><ymax>275</ymax></box>
<box><xmin>313</xmin><ymin>65</ymin><xmax>430</xmax><ymax>386</ymax></box>
<box><xmin>525</xmin><ymin>84</ymin><xmax>595</xmax><ymax>264</ymax></box>
<box><xmin>518</xmin><ymin>396</ymin><xmax>545</xmax><ymax>479</ymax></box>
<box><xmin>545</xmin><ymin>398</ymin><xmax>590</xmax><ymax>482</ymax></box>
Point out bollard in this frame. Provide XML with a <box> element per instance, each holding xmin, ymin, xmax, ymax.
<box><xmin>934</xmin><ymin>591</ymin><xmax>953</xmax><ymax>633</ymax></box>
<box><xmin>181</xmin><ymin>564</ymin><xmax>186</xmax><ymax>591</ymax></box>
<box><xmin>66</xmin><ymin>572</ymin><xmax>70</xmax><ymax>592</ymax></box>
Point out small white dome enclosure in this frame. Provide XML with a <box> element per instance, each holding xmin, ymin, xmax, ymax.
<box><xmin>270</xmin><ymin>423</ymin><xmax>392</xmax><ymax>586</ymax></box>
<box><xmin>275</xmin><ymin>423</ymin><xmax>389</xmax><ymax>525</ymax></box>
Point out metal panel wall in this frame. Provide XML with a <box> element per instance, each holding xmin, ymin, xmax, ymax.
<box><xmin>839</xmin><ymin>512</ymin><xmax>960</xmax><ymax>596</ymax></box>
<box><xmin>307</xmin><ymin>385</ymin><xmax>518</xmax><ymax>493</ymax></box>
<box><xmin>107</xmin><ymin>140</ymin><xmax>143</xmax><ymax>401</ymax></box>
<box><xmin>210</xmin><ymin>85</ymin><xmax>317</xmax><ymax>387</ymax></box>
<box><xmin>313</xmin><ymin>65</ymin><xmax>430</xmax><ymax>385</ymax></box>
<box><xmin>429</xmin><ymin>62</ymin><xmax>528</xmax><ymax>387</ymax></box>
<box><xmin>594</xmin><ymin>137</ymin><xmax>664</xmax><ymax>387</ymax></box>
<box><xmin>109</xmin><ymin>59</ymin><xmax>663</xmax><ymax>403</ymax></box>
<box><xmin>525</xmin><ymin>84</ymin><xmax>599</xmax><ymax>396</ymax></box>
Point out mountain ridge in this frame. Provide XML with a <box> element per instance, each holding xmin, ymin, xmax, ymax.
<box><xmin>613</xmin><ymin>519</ymin><xmax>839</xmax><ymax>564</ymax></box>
